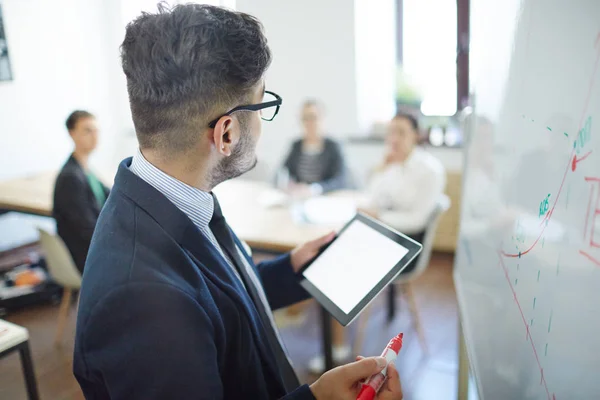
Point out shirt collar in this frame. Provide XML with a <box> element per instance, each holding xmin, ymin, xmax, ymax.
<box><xmin>128</xmin><ymin>148</ymin><xmax>214</xmax><ymax>231</ymax></box>
<box><xmin>404</xmin><ymin>147</ymin><xmax>421</xmax><ymax>167</ymax></box>
<box><xmin>388</xmin><ymin>147</ymin><xmax>421</xmax><ymax>169</ymax></box>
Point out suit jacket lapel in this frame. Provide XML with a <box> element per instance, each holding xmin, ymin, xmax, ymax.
<box><xmin>180</xmin><ymin>226</ymin><xmax>285</xmax><ymax>389</ymax></box>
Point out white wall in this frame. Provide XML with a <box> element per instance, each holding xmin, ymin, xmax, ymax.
<box><xmin>0</xmin><ymin>0</ymin><xmax>127</xmax><ymax>180</ymax></box>
<box><xmin>235</xmin><ymin>0</ymin><xmax>359</xmax><ymax>174</ymax></box>
<box><xmin>0</xmin><ymin>0</ymin><xmax>401</xmax><ymax>182</ymax></box>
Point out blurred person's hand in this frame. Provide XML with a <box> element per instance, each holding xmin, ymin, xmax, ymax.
<box><xmin>310</xmin><ymin>356</ymin><xmax>403</xmax><ymax>399</ymax></box>
<box><xmin>287</xmin><ymin>182</ymin><xmax>313</xmax><ymax>199</ymax></box>
<box><xmin>358</xmin><ymin>207</ymin><xmax>379</xmax><ymax>219</ymax></box>
<box><xmin>383</xmin><ymin>151</ymin><xmax>396</xmax><ymax>167</ymax></box>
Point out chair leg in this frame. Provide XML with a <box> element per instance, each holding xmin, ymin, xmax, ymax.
<box><xmin>75</xmin><ymin>290</ymin><xmax>81</xmax><ymax>313</ymax></box>
<box><xmin>54</xmin><ymin>288</ymin><xmax>72</xmax><ymax>346</ymax></box>
<box><xmin>352</xmin><ymin>302</ymin><xmax>372</xmax><ymax>356</ymax></box>
<box><xmin>387</xmin><ymin>283</ymin><xmax>396</xmax><ymax>323</ymax></box>
<box><xmin>320</xmin><ymin>306</ymin><xmax>334</xmax><ymax>371</ymax></box>
<box><xmin>403</xmin><ymin>283</ymin><xmax>429</xmax><ymax>356</ymax></box>
<box><xmin>19</xmin><ymin>342</ymin><xmax>40</xmax><ymax>400</ymax></box>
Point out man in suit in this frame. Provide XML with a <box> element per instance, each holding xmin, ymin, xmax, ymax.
<box><xmin>53</xmin><ymin>110</ymin><xmax>109</xmax><ymax>274</ymax></box>
<box><xmin>74</xmin><ymin>4</ymin><xmax>402</xmax><ymax>400</ymax></box>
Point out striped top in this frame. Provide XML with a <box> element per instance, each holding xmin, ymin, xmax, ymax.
<box><xmin>296</xmin><ymin>151</ymin><xmax>324</xmax><ymax>184</ymax></box>
<box><xmin>296</xmin><ymin>145</ymin><xmax>327</xmax><ymax>184</ymax></box>
<box><xmin>128</xmin><ymin>148</ymin><xmax>288</xmax><ymax>356</ymax></box>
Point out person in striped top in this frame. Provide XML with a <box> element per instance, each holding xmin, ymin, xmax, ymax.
<box><xmin>282</xmin><ymin>100</ymin><xmax>348</xmax><ymax>197</ymax></box>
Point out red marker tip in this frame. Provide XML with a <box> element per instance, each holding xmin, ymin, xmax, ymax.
<box><xmin>388</xmin><ymin>333</ymin><xmax>404</xmax><ymax>353</ymax></box>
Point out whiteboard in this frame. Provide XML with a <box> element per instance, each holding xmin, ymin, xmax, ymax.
<box><xmin>454</xmin><ymin>1</ymin><xmax>600</xmax><ymax>399</ymax></box>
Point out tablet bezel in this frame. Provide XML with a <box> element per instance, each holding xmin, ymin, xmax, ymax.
<box><xmin>297</xmin><ymin>213</ymin><xmax>423</xmax><ymax>326</ymax></box>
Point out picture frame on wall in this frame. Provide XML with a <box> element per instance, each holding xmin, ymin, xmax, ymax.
<box><xmin>0</xmin><ymin>4</ymin><xmax>13</xmax><ymax>82</ymax></box>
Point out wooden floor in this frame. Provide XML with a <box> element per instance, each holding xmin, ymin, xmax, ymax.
<box><xmin>0</xmin><ymin>252</ymin><xmax>457</xmax><ymax>400</ymax></box>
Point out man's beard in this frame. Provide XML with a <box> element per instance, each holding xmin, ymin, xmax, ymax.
<box><xmin>209</xmin><ymin>128</ymin><xmax>258</xmax><ymax>188</ymax></box>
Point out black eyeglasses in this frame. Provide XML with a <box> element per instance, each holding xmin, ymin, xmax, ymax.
<box><xmin>208</xmin><ymin>90</ymin><xmax>282</xmax><ymax>128</ymax></box>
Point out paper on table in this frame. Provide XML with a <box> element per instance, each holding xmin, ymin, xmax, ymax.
<box><xmin>302</xmin><ymin>197</ymin><xmax>357</xmax><ymax>225</ymax></box>
<box><xmin>257</xmin><ymin>189</ymin><xmax>290</xmax><ymax>208</ymax></box>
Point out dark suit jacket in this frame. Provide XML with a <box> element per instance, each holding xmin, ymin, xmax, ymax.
<box><xmin>283</xmin><ymin>137</ymin><xmax>347</xmax><ymax>192</ymax></box>
<box><xmin>74</xmin><ymin>158</ymin><xmax>315</xmax><ymax>400</ymax></box>
<box><xmin>52</xmin><ymin>155</ymin><xmax>109</xmax><ymax>274</ymax></box>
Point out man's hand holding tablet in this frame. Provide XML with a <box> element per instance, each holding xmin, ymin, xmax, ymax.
<box><xmin>290</xmin><ymin>231</ymin><xmax>337</xmax><ymax>272</ymax></box>
<box><xmin>297</xmin><ymin>213</ymin><xmax>423</xmax><ymax>326</ymax></box>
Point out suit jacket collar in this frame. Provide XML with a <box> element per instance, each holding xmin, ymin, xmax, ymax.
<box><xmin>114</xmin><ymin>158</ymin><xmax>191</xmax><ymax>244</ymax></box>
<box><xmin>64</xmin><ymin>154</ymin><xmax>105</xmax><ymax>213</ymax></box>
<box><xmin>129</xmin><ymin>148</ymin><xmax>215</xmax><ymax>231</ymax></box>
<box><xmin>66</xmin><ymin>154</ymin><xmax>87</xmax><ymax>179</ymax></box>
<box><xmin>67</xmin><ymin>153</ymin><xmax>81</xmax><ymax>168</ymax></box>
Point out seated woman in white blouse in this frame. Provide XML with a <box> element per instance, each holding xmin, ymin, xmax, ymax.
<box><xmin>308</xmin><ymin>113</ymin><xmax>446</xmax><ymax>374</ymax></box>
<box><xmin>361</xmin><ymin>112</ymin><xmax>446</xmax><ymax>274</ymax></box>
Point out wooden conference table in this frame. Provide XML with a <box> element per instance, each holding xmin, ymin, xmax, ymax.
<box><xmin>0</xmin><ymin>171</ymin><xmax>351</xmax><ymax>248</ymax></box>
<box><xmin>0</xmin><ymin>170</ymin><xmax>360</xmax><ymax>371</ymax></box>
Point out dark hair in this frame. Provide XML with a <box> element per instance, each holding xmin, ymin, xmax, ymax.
<box><xmin>393</xmin><ymin>112</ymin><xmax>419</xmax><ymax>132</ymax></box>
<box><xmin>121</xmin><ymin>3</ymin><xmax>272</xmax><ymax>154</ymax></box>
<box><xmin>65</xmin><ymin>110</ymin><xmax>94</xmax><ymax>132</ymax></box>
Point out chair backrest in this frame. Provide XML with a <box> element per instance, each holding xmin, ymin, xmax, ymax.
<box><xmin>37</xmin><ymin>229</ymin><xmax>82</xmax><ymax>289</ymax></box>
<box><xmin>397</xmin><ymin>195</ymin><xmax>451</xmax><ymax>283</ymax></box>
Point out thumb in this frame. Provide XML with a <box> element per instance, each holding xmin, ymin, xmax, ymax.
<box><xmin>384</xmin><ymin>362</ymin><xmax>402</xmax><ymax>394</ymax></box>
<box><xmin>342</xmin><ymin>357</ymin><xmax>387</xmax><ymax>383</ymax></box>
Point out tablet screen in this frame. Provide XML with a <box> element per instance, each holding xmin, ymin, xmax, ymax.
<box><xmin>302</xmin><ymin>219</ymin><xmax>410</xmax><ymax>314</ymax></box>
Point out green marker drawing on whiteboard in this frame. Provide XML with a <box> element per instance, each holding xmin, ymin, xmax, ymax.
<box><xmin>575</xmin><ymin>116</ymin><xmax>592</xmax><ymax>154</ymax></box>
<box><xmin>539</xmin><ymin>194</ymin><xmax>551</xmax><ymax>218</ymax></box>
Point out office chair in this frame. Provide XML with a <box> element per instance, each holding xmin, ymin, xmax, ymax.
<box><xmin>353</xmin><ymin>195</ymin><xmax>451</xmax><ymax>356</ymax></box>
<box><xmin>0</xmin><ymin>319</ymin><xmax>39</xmax><ymax>399</ymax></box>
<box><xmin>37</xmin><ymin>229</ymin><xmax>82</xmax><ymax>346</ymax></box>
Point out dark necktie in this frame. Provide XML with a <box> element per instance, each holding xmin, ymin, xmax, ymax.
<box><xmin>209</xmin><ymin>194</ymin><xmax>300</xmax><ymax>392</ymax></box>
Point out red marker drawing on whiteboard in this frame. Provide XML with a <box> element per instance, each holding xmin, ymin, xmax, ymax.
<box><xmin>356</xmin><ymin>333</ymin><xmax>403</xmax><ymax>400</ymax></box>
<box><xmin>571</xmin><ymin>150</ymin><xmax>592</xmax><ymax>171</ymax></box>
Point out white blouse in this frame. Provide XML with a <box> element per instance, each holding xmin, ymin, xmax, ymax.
<box><xmin>366</xmin><ymin>148</ymin><xmax>446</xmax><ymax>234</ymax></box>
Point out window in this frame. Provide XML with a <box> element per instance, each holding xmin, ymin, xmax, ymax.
<box><xmin>400</xmin><ymin>0</ymin><xmax>458</xmax><ymax>116</ymax></box>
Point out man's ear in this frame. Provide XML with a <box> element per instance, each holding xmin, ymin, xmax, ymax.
<box><xmin>212</xmin><ymin>116</ymin><xmax>237</xmax><ymax>156</ymax></box>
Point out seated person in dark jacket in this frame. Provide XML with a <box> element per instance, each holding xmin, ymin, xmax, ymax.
<box><xmin>53</xmin><ymin>110</ymin><xmax>109</xmax><ymax>274</ymax></box>
<box><xmin>282</xmin><ymin>100</ymin><xmax>348</xmax><ymax>196</ymax></box>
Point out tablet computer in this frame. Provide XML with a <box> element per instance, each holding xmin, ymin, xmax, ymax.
<box><xmin>297</xmin><ymin>213</ymin><xmax>423</xmax><ymax>326</ymax></box>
